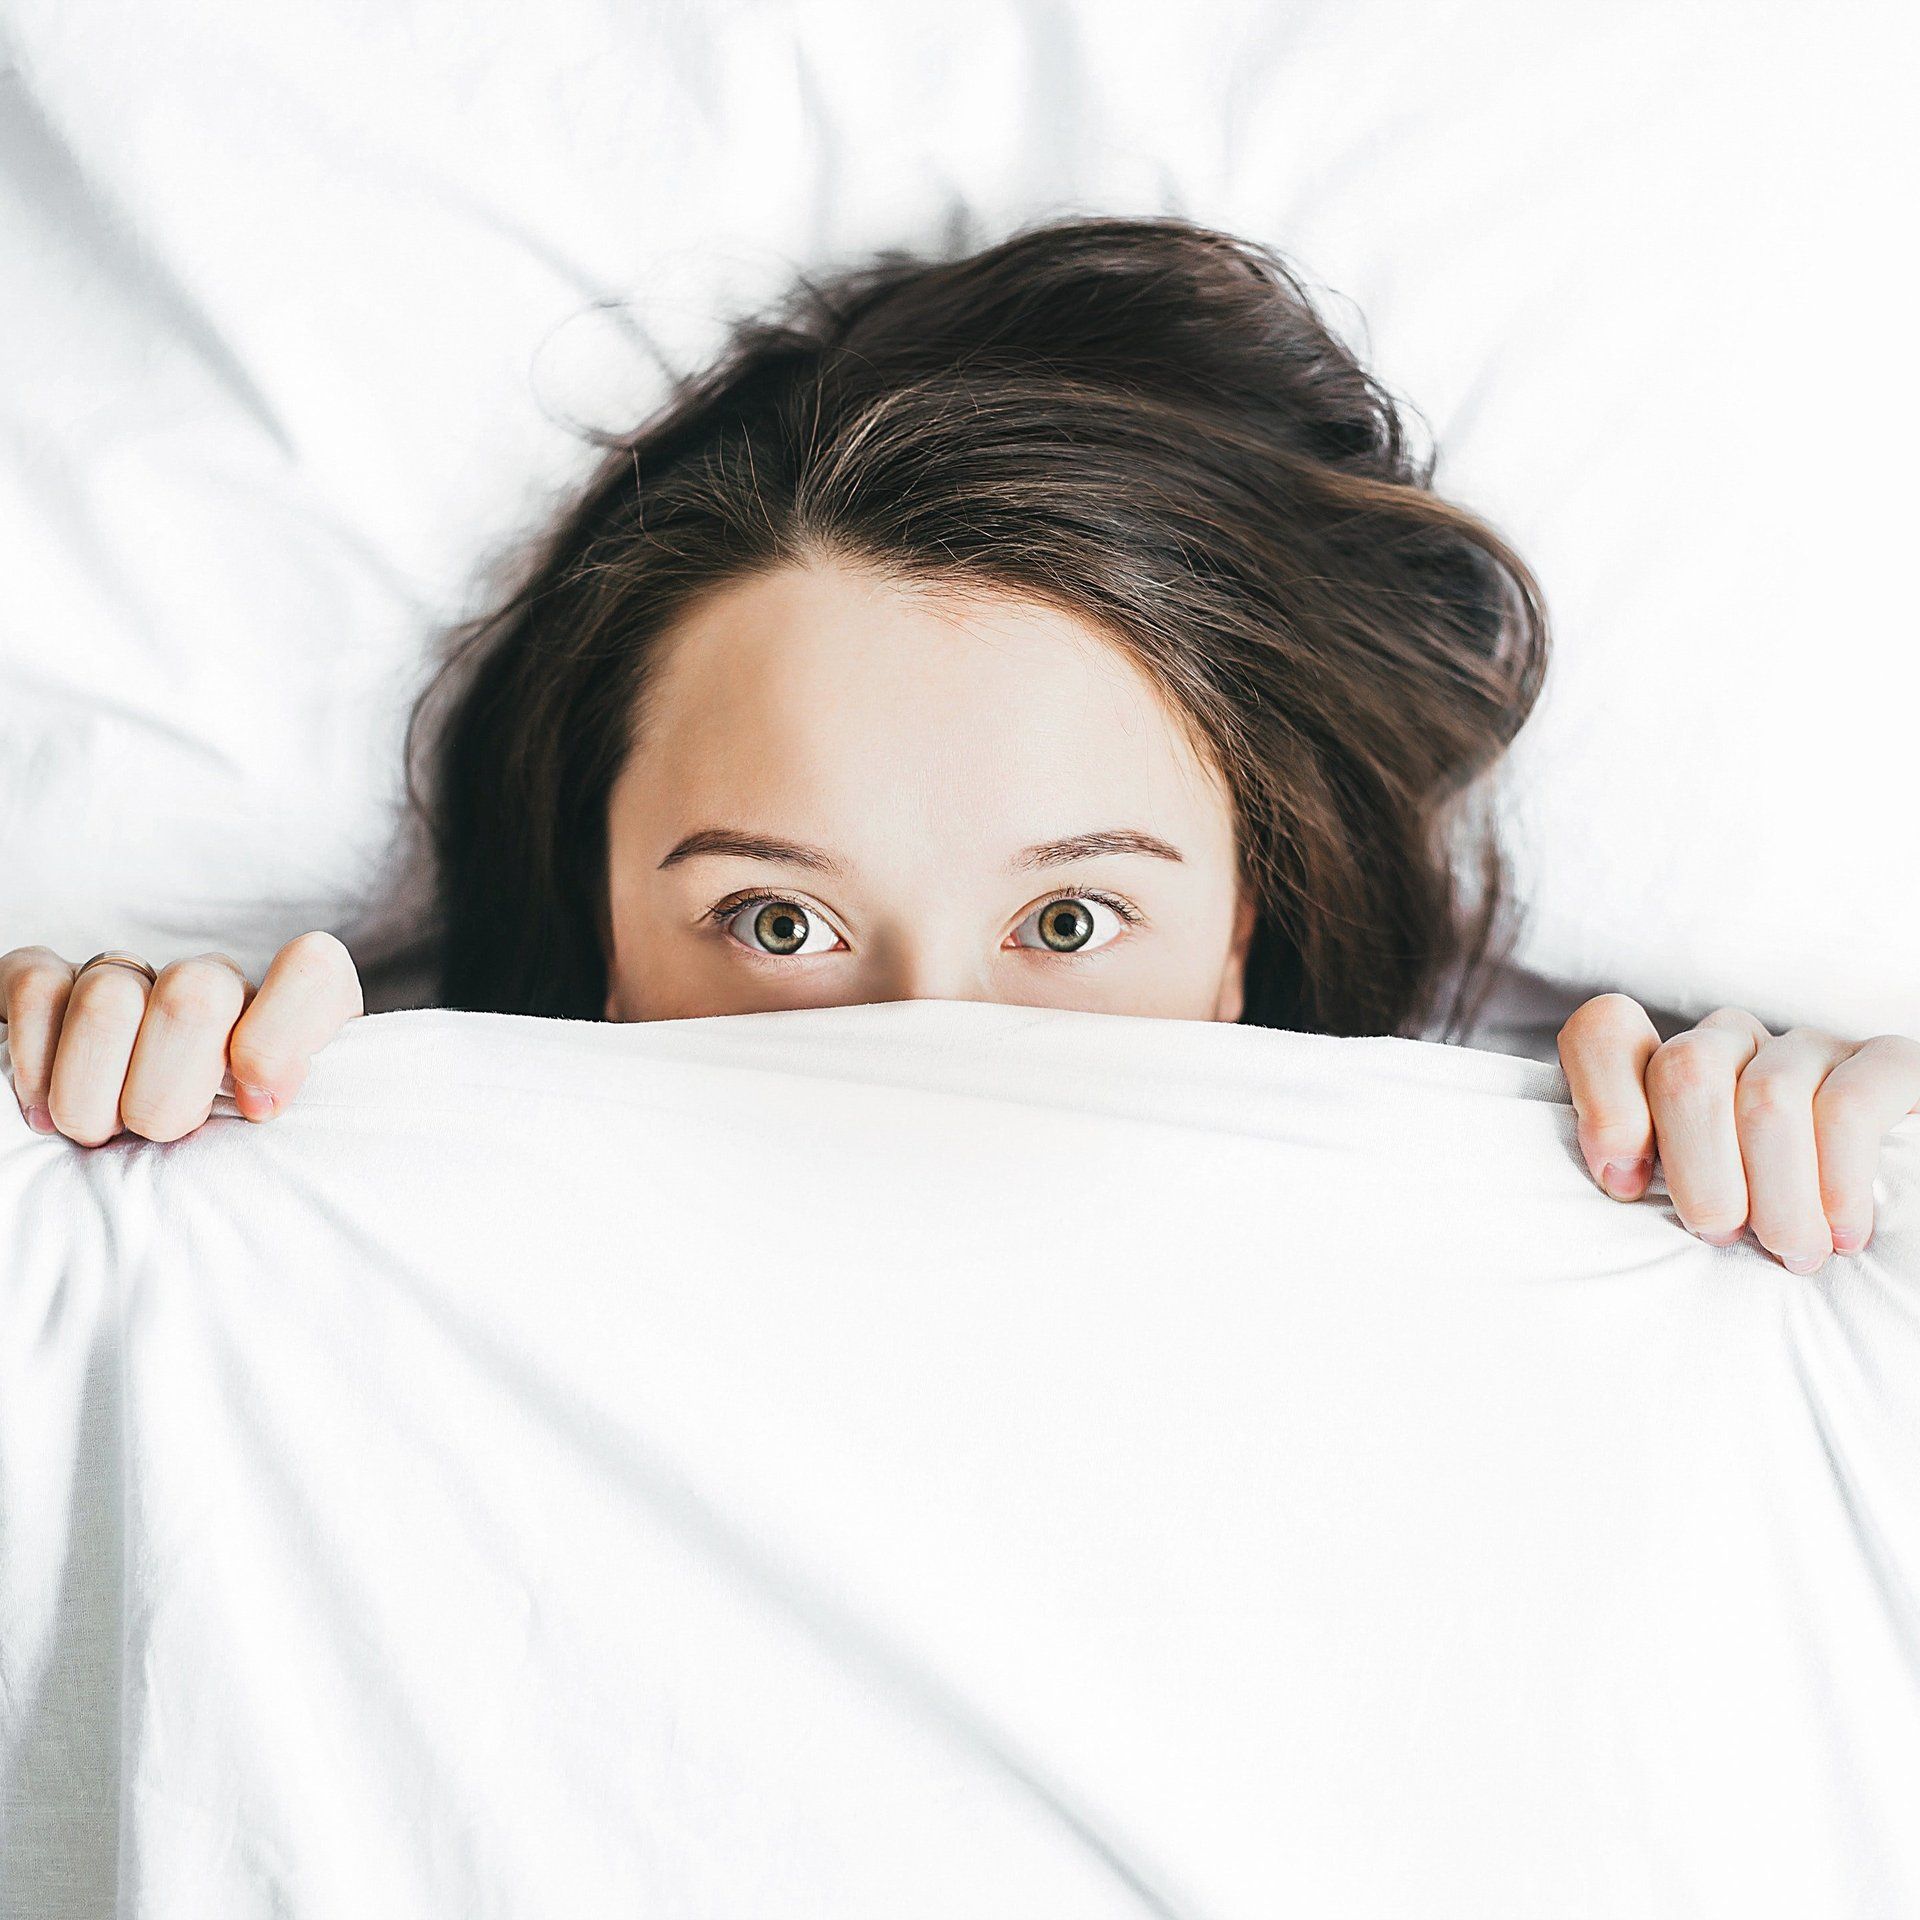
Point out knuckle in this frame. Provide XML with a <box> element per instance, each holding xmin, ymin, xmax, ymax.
<box><xmin>1811</xmin><ymin>1080</ymin><xmax>1875</xmax><ymax>1133</ymax></box>
<box><xmin>284</xmin><ymin>929</ymin><xmax>347</xmax><ymax>961</ymax></box>
<box><xmin>1558</xmin><ymin>992</ymin><xmax>1641</xmax><ymax>1043</ymax></box>
<box><xmin>3</xmin><ymin>944</ymin><xmax>68</xmax><ymax>984</ymax></box>
<box><xmin>1782</xmin><ymin>1024</ymin><xmax>1839</xmax><ymax>1052</ymax></box>
<box><xmin>279</xmin><ymin>929</ymin><xmax>351</xmax><ymax>983</ymax></box>
<box><xmin>150</xmin><ymin>962</ymin><xmax>244</xmax><ymax>1027</ymax></box>
<box><xmin>1645</xmin><ymin>1037</ymin><xmax>1719</xmax><ymax>1102</ymax></box>
<box><xmin>1733</xmin><ymin>1073</ymin><xmax>1799</xmax><ymax>1128</ymax></box>
<box><xmin>1859</xmin><ymin>1032</ymin><xmax>1920</xmax><ymax>1076</ymax></box>
<box><xmin>69</xmin><ymin>965</ymin><xmax>149</xmax><ymax>1023</ymax></box>
<box><xmin>8</xmin><ymin>960</ymin><xmax>72</xmax><ymax>1016</ymax></box>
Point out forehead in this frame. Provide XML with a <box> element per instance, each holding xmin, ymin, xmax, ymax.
<box><xmin>630</xmin><ymin>556</ymin><xmax>1232</xmax><ymax>846</ymax></box>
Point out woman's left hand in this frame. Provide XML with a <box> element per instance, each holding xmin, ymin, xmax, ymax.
<box><xmin>1558</xmin><ymin>995</ymin><xmax>1920</xmax><ymax>1273</ymax></box>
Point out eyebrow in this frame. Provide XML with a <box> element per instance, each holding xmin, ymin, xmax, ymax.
<box><xmin>657</xmin><ymin>826</ymin><xmax>1185</xmax><ymax>876</ymax></box>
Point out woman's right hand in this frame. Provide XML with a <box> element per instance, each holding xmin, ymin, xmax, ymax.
<box><xmin>1</xmin><ymin>931</ymin><xmax>363</xmax><ymax>1147</ymax></box>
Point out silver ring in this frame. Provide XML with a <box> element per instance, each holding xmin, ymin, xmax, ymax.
<box><xmin>75</xmin><ymin>950</ymin><xmax>159</xmax><ymax>988</ymax></box>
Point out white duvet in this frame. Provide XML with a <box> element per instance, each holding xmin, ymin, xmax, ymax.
<box><xmin>4</xmin><ymin>999</ymin><xmax>1918</xmax><ymax>1918</ymax></box>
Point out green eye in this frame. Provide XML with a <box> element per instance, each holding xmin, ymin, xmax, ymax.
<box><xmin>723</xmin><ymin>897</ymin><xmax>840</xmax><ymax>957</ymax></box>
<box><xmin>1012</xmin><ymin>894</ymin><xmax>1128</xmax><ymax>955</ymax></box>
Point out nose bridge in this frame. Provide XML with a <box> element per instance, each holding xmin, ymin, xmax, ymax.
<box><xmin>862</xmin><ymin>915</ymin><xmax>994</xmax><ymax>1004</ymax></box>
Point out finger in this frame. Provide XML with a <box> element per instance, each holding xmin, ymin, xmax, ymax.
<box><xmin>119</xmin><ymin>955</ymin><xmax>253</xmax><ymax>1144</ymax></box>
<box><xmin>1731</xmin><ymin>1027</ymin><xmax>1855</xmax><ymax>1273</ymax></box>
<box><xmin>46</xmin><ymin>962</ymin><xmax>153</xmax><ymax>1146</ymax></box>
<box><xmin>226</xmin><ymin>931</ymin><xmax>363</xmax><ymax>1121</ymax></box>
<box><xmin>1643</xmin><ymin>1010</ymin><xmax>1770</xmax><ymax>1245</ymax></box>
<box><xmin>1557</xmin><ymin>993</ymin><xmax>1662</xmax><ymax>1198</ymax></box>
<box><xmin>1809</xmin><ymin>1033</ymin><xmax>1920</xmax><ymax>1255</ymax></box>
<box><xmin>1</xmin><ymin>947</ymin><xmax>77</xmax><ymax>1132</ymax></box>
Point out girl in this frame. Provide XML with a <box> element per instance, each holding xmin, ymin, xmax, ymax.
<box><xmin>4</xmin><ymin>215</ymin><xmax>1915</xmax><ymax>1273</ymax></box>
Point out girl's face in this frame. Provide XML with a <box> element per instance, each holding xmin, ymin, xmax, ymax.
<box><xmin>602</xmin><ymin>554</ymin><xmax>1255</xmax><ymax>1024</ymax></box>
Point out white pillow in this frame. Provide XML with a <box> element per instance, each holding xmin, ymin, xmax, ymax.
<box><xmin>2</xmin><ymin>2</ymin><xmax>1913</xmax><ymax>1035</ymax></box>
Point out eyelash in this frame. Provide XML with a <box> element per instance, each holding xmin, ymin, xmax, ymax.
<box><xmin>697</xmin><ymin>886</ymin><xmax>1145</xmax><ymax>953</ymax></box>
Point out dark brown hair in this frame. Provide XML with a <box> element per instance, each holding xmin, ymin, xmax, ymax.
<box><xmin>405</xmin><ymin>212</ymin><xmax>1549</xmax><ymax>1039</ymax></box>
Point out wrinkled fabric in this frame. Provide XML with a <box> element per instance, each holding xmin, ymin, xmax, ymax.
<box><xmin>3</xmin><ymin>998</ymin><xmax>1918</xmax><ymax>1918</ymax></box>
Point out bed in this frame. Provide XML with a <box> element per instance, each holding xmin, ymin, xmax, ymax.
<box><xmin>3</xmin><ymin>3</ymin><xmax>1917</xmax><ymax>1913</ymax></box>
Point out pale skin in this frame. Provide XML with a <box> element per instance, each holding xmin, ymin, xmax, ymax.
<box><xmin>4</xmin><ymin>554</ymin><xmax>1916</xmax><ymax>1275</ymax></box>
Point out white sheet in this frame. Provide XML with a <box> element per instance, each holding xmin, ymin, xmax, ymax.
<box><xmin>4</xmin><ymin>999</ymin><xmax>1918</xmax><ymax>1917</ymax></box>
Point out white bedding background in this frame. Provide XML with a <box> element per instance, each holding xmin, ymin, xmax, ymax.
<box><xmin>0</xmin><ymin>0</ymin><xmax>1916</xmax><ymax>1035</ymax></box>
<box><xmin>3</xmin><ymin>999</ymin><xmax>1919</xmax><ymax>1918</ymax></box>
<box><xmin>6</xmin><ymin>5</ymin><xmax>1920</xmax><ymax>1916</ymax></box>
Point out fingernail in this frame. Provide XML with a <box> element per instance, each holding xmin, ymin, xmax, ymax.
<box><xmin>1600</xmin><ymin>1158</ymin><xmax>1651</xmax><ymax>1199</ymax></box>
<box><xmin>236</xmin><ymin>1082</ymin><xmax>278</xmax><ymax>1116</ymax></box>
<box><xmin>25</xmin><ymin>1104</ymin><xmax>55</xmax><ymax>1135</ymax></box>
<box><xmin>1783</xmin><ymin>1251</ymin><xmax>1828</xmax><ymax>1276</ymax></box>
<box><xmin>1696</xmin><ymin>1227</ymin><xmax>1744</xmax><ymax>1247</ymax></box>
<box><xmin>1830</xmin><ymin>1225</ymin><xmax>1867</xmax><ymax>1253</ymax></box>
